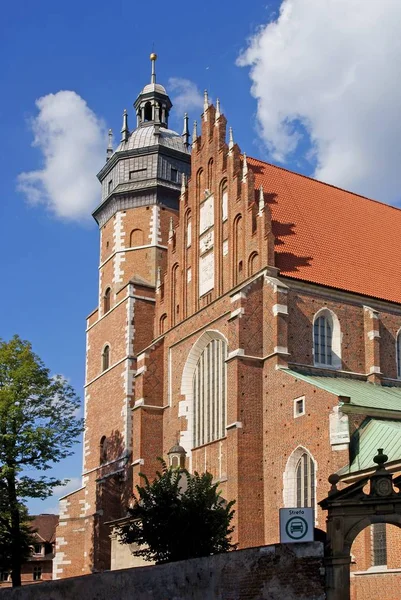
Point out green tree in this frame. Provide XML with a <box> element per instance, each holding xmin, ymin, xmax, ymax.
<box><xmin>117</xmin><ymin>459</ymin><xmax>236</xmax><ymax>564</ymax></box>
<box><xmin>0</xmin><ymin>484</ymin><xmax>35</xmax><ymax>575</ymax></box>
<box><xmin>0</xmin><ymin>336</ymin><xmax>83</xmax><ymax>586</ymax></box>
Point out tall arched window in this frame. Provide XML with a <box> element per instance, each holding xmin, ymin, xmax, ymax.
<box><xmin>284</xmin><ymin>447</ymin><xmax>316</xmax><ymax>509</ymax></box>
<box><xmin>159</xmin><ymin>314</ymin><xmax>167</xmax><ymax>335</ymax></box>
<box><xmin>248</xmin><ymin>252</ymin><xmax>259</xmax><ymax>276</ymax></box>
<box><xmin>397</xmin><ymin>330</ymin><xmax>401</xmax><ymax>379</ymax></box>
<box><xmin>99</xmin><ymin>436</ymin><xmax>108</xmax><ymax>464</ymax></box>
<box><xmin>102</xmin><ymin>345</ymin><xmax>110</xmax><ymax>371</ymax></box>
<box><xmin>103</xmin><ymin>288</ymin><xmax>111</xmax><ymax>314</ymax></box>
<box><xmin>233</xmin><ymin>214</ymin><xmax>243</xmax><ymax>285</ymax></box>
<box><xmin>193</xmin><ymin>338</ymin><xmax>227</xmax><ymax>447</ymax></box>
<box><xmin>171</xmin><ymin>264</ymin><xmax>179</xmax><ymax>326</ymax></box>
<box><xmin>295</xmin><ymin>453</ymin><xmax>315</xmax><ymax>508</ymax></box>
<box><xmin>313</xmin><ymin>309</ymin><xmax>341</xmax><ymax>369</ymax></box>
<box><xmin>207</xmin><ymin>158</ymin><xmax>214</xmax><ymax>189</ymax></box>
<box><xmin>221</xmin><ymin>180</ymin><xmax>228</xmax><ymax>222</ymax></box>
<box><xmin>144</xmin><ymin>102</ymin><xmax>152</xmax><ymax>121</ymax></box>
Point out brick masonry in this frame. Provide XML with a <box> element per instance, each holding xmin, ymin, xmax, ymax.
<box><xmin>54</xmin><ymin>96</ymin><xmax>401</xmax><ymax>599</ymax></box>
<box><xmin>2</xmin><ymin>543</ymin><xmax>325</xmax><ymax>600</ymax></box>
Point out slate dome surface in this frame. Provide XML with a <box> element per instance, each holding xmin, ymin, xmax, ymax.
<box><xmin>116</xmin><ymin>124</ymin><xmax>189</xmax><ymax>153</ymax></box>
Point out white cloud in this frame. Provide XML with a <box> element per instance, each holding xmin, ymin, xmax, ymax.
<box><xmin>27</xmin><ymin>477</ymin><xmax>83</xmax><ymax>515</ymax></box>
<box><xmin>51</xmin><ymin>477</ymin><xmax>82</xmax><ymax>500</ymax></box>
<box><xmin>18</xmin><ymin>91</ymin><xmax>106</xmax><ymax>220</ymax></box>
<box><xmin>238</xmin><ymin>0</ymin><xmax>401</xmax><ymax>204</ymax></box>
<box><xmin>168</xmin><ymin>77</ymin><xmax>204</xmax><ymax>116</ymax></box>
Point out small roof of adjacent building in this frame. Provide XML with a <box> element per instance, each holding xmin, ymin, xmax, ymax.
<box><xmin>31</xmin><ymin>514</ymin><xmax>59</xmax><ymax>544</ymax></box>
<box><xmin>250</xmin><ymin>157</ymin><xmax>401</xmax><ymax>305</ymax></box>
<box><xmin>281</xmin><ymin>369</ymin><xmax>401</xmax><ymax>414</ymax></box>
<box><xmin>338</xmin><ymin>418</ymin><xmax>401</xmax><ymax>475</ymax></box>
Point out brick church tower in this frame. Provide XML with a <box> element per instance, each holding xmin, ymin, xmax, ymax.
<box><xmin>55</xmin><ymin>54</ymin><xmax>401</xmax><ymax>600</ymax></box>
<box><xmin>53</xmin><ymin>55</ymin><xmax>190</xmax><ymax>577</ymax></box>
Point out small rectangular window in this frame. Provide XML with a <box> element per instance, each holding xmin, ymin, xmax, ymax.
<box><xmin>294</xmin><ymin>396</ymin><xmax>305</xmax><ymax>418</ymax></box>
<box><xmin>129</xmin><ymin>168</ymin><xmax>147</xmax><ymax>180</ymax></box>
<box><xmin>171</xmin><ymin>168</ymin><xmax>178</xmax><ymax>182</ymax></box>
<box><xmin>33</xmin><ymin>566</ymin><xmax>42</xmax><ymax>581</ymax></box>
<box><xmin>33</xmin><ymin>544</ymin><xmax>42</xmax><ymax>555</ymax></box>
<box><xmin>108</xmin><ymin>180</ymin><xmax>112</xmax><ymax>194</ymax></box>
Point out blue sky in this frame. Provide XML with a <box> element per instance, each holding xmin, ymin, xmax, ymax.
<box><xmin>2</xmin><ymin>0</ymin><xmax>401</xmax><ymax>514</ymax></box>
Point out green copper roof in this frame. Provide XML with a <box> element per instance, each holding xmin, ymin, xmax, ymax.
<box><xmin>338</xmin><ymin>418</ymin><xmax>401</xmax><ymax>475</ymax></box>
<box><xmin>281</xmin><ymin>369</ymin><xmax>401</xmax><ymax>413</ymax></box>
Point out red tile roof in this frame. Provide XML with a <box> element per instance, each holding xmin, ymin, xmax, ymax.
<box><xmin>249</xmin><ymin>157</ymin><xmax>401</xmax><ymax>305</ymax></box>
<box><xmin>31</xmin><ymin>514</ymin><xmax>59</xmax><ymax>543</ymax></box>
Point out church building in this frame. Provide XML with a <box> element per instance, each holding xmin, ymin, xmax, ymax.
<box><xmin>54</xmin><ymin>55</ymin><xmax>401</xmax><ymax>599</ymax></box>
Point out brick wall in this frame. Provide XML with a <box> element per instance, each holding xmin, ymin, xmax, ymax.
<box><xmin>0</xmin><ymin>543</ymin><xmax>325</xmax><ymax>600</ymax></box>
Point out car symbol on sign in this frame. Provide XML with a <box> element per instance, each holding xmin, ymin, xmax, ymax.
<box><xmin>290</xmin><ymin>522</ymin><xmax>304</xmax><ymax>534</ymax></box>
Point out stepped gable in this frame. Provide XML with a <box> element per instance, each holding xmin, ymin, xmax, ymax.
<box><xmin>249</xmin><ymin>156</ymin><xmax>401</xmax><ymax>304</ymax></box>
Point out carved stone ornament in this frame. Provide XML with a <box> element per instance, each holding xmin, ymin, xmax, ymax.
<box><xmin>374</xmin><ymin>476</ymin><xmax>393</xmax><ymax>497</ymax></box>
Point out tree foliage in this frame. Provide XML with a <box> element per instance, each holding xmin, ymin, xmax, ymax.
<box><xmin>0</xmin><ymin>335</ymin><xmax>83</xmax><ymax>585</ymax></box>
<box><xmin>117</xmin><ymin>459</ymin><xmax>236</xmax><ymax>564</ymax></box>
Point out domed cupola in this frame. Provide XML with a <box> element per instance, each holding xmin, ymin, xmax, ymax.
<box><xmin>93</xmin><ymin>54</ymin><xmax>191</xmax><ymax>228</ymax></box>
<box><xmin>134</xmin><ymin>53</ymin><xmax>172</xmax><ymax>129</ymax></box>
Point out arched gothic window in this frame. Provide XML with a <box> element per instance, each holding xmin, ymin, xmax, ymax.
<box><xmin>313</xmin><ymin>309</ymin><xmax>341</xmax><ymax>369</ymax></box>
<box><xmin>144</xmin><ymin>102</ymin><xmax>152</xmax><ymax>121</ymax></box>
<box><xmin>207</xmin><ymin>158</ymin><xmax>214</xmax><ymax>188</ymax></box>
<box><xmin>397</xmin><ymin>330</ymin><xmax>401</xmax><ymax>379</ymax></box>
<box><xmin>295</xmin><ymin>453</ymin><xmax>315</xmax><ymax>508</ymax></box>
<box><xmin>159</xmin><ymin>314</ymin><xmax>167</xmax><ymax>335</ymax></box>
<box><xmin>99</xmin><ymin>436</ymin><xmax>108</xmax><ymax>464</ymax></box>
<box><xmin>284</xmin><ymin>447</ymin><xmax>316</xmax><ymax>509</ymax></box>
<box><xmin>102</xmin><ymin>345</ymin><xmax>110</xmax><ymax>371</ymax></box>
<box><xmin>193</xmin><ymin>338</ymin><xmax>227</xmax><ymax>447</ymax></box>
<box><xmin>103</xmin><ymin>288</ymin><xmax>111</xmax><ymax>314</ymax></box>
<box><xmin>221</xmin><ymin>180</ymin><xmax>228</xmax><ymax>222</ymax></box>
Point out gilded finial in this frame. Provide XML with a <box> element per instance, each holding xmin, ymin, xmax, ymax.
<box><xmin>150</xmin><ymin>52</ymin><xmax>157</xmax><ymax>84</ymax></box>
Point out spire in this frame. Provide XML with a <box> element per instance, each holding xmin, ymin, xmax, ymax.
<box><xmin>168</xmin><ymin>217</ymin><xmax>174</xmax><ymax>241</ymax></box>
<box><xmin>106</xmin><ymin>129</ymin><xmax>113</xmax><ymax>161</ymax></box>
<box><xmin>258</xmin><ymin>185</ymin><xmax>264</xmax><ymax>215</ymax></box>
<box><xmin>150</xmin><ymin>52</ymin><xmax>157</xmax><ymax>84</ymax></box>
<box><xmin>181</xmin><ymin>172</ymin><xmax>187</xmax><ymax>196</ymax></box>
<box><xmin>228</xmin><ymin>126</ymin><xmax>234</xmax><ymax>152</ymax></box>
<box><xmin>192</xmin><ymin>120</ymin><xmax>198</xmax><ymax>145</ymax></box>
<box><xmin>215</xmin><ymin>98</ymin><xmax>221</xmax><ymax>122</ymax></box>
<box><xmin>134</xmin><ymin>53</ymin><xmax>172</xmax><ymax>129</ymax></box>
<box><xmin>121</xmin><ymin>109</ymin><xmax>129</xmax><ymax>143</ymax></box>
<box><xmin>203</xmin><ymin>90</ymin><xmax>209</xmax><ymax>119</ymax></box>
<box><xmin>242</xmin><ymin>153</ymin><xmax>248</xmax><ymax>181</ymax></box>
<box><xmin>182</xmin><ymin>113</ymin><xmax>190</xmax><ymax>149</ymax></box>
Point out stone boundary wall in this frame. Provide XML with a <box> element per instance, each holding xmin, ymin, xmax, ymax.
<box><xmin>0</xmin><ymin>543</ymin><xmax>325</xmax><ymax>600</ymax></box>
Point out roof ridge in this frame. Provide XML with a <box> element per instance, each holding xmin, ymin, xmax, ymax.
<box><xmin>248</xmin><ymin>155</ymin><xmax>401</xmax><ymax>213</ymax></box>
